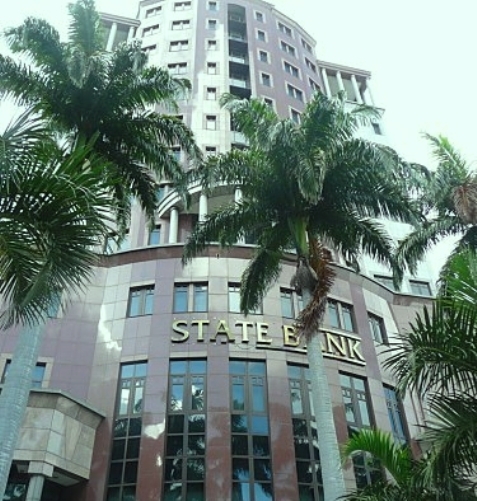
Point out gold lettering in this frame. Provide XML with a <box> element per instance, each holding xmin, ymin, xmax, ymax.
<box><xmin>191</xmin><ymin>320</ymin><xmax>209</xmax><ymax>342</ymax></box>
<box><xmin>171</xmin><ymin>320</ymin><xmax>189</xmax><ymax>342</ymax></box>
<box><xmin>256</xmin><ymin>323</ymin><xmax>272</xmax><ymax>344</ymax></box>
<box><xmin>283</xmin><ymin>325</ymin><xmax>300</xmax><ymax>347</ymax></box>
<box><xmin>211</xmin><ymin>320</ymin><xmax>235</xmax><ymax>343</ymax></box>
<box><xmin>235</xmin><ymin>321</ymin><xmax>254</xmax><ymax>343</ymax></box>
<box><xmin>326</xmin><ymin>332</ymin><xmax>348</xmax><ymax>357</ymax></box>
<box><xmin>347</xmin><ymin>338</ymin><xmax>364</xmax><ymax>361</ymax></box>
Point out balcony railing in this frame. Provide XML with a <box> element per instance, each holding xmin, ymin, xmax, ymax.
<box><xmin>229</xmin><ymin>32</ymin><xmax>246</xmax><ymax>42</ymax></box>
<box><xmin>229</xmin><ymin>78</ymin><xmax>250</xmax><ymax>89</ymax></box>
<box><xmin>229</xmin><ymin>53</ymin><xmax>248</xmax><ymax>64</ymax></box>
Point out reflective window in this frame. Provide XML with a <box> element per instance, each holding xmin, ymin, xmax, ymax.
<box><xmin>368</xmin><ymin>314</ymin><xmax>387</xmax><ymax>344</ymax></box>
<box><xmin>127</xmin><ymin>286</ymin><xmax>154</xmax><ymax>317</ymax></box>
<box><xmin>164</xmin><ymin>360</ymin><xmax>207</xmax><ymax>500</ymax></box>
<box><xmin>173</xmin><ymin>283</ymin><xmax>209</xmax><ymax>313</ymax></box>
<box><xmin>231</xmin><ymin>360</ymin><xmax>273</xmax><ymax>500</ymax></box>
<box><xmin>107</xmin><ymin>362</ymin><xmax>147</xmax><ymax>501</ymax></box>
<box><xmin>229</xmin><ymin>283</ymin><xmax>262</xmax><ymax>314</ymax></box>
<box><xmin>2</xmin><ymin>361</ymin><xmax>46</xmax><ymax>388</ymax></box>
<box><xmin>148</xmin><ymin>225</ymin><xmax>161</xmax><ymax>246</ymax></box>
<box><xmin>340</xmin><ymin>373</ymin><xmax>382</xmax><ymax>489</ymax></box>
<box><xmin>287</xmin><ymin>365</ymin><xmax>322</xmax><ymax>500</ymax></box>
<box><xmin>280</xmin><ymin>289</ymin><xmax>294</xmax><ymax>318</ymax></box>
<box><xmin>409</xmin><ymin>280</ymin><xmax>432</xmax><ymax>296</ymax></box>
<box><xmin>327</xmin><ymin>300</ymin><xmax>355</xmax><ymax>332</ymax></box>
<box><xmin>384</xmin><ymin>386</ymin><xmax>408</xmax><ymax>444</ymax></box>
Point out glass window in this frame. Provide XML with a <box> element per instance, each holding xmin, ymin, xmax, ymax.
<box><xmin>145</xmin><ymin>6</ymin><xmax>161</xmax><ymax>18</ymax></box>
<box><xmin>340</xmin><ymin>374</ymin><xmax>382</xmax><ymax>488</ymax></box>
<box><xmin>170</xmin><ymin>39</ymin><xmax>189</xmax><ymax>51</ymax></box>
<box><xmin>255</xmin><ymin>11</ymin><xmax>264</xmax><ymax>22</ymax></box>
<box><xmin>286</xmin><ymin>84</ymin><xmax>303</xmax><ymax>101</ymax></box>
<box><xmin>2</xmin><ymin>361</ymin><xmax>46</xmax><ymax>388</ymax></box>
<box><xmin>148</xmin><ymin>226</ymin><xmax>161</xmax><ymax>246</ymax></box>
<box><xmin>174</xmin><ymin>284</ymin><xmax>189</xmax><ymax>313</ymax></box>
<box><xmin>164</xmin><ymin>360</ymin><xmax>207</xmax><ymax>499</ymax></box>
<box><xmin>143</xmin><ymin>24</ymin><xmax>159</xmax><ymax>36</ymax></box>
<box><xmin>305</xmin><ymin>58</ymin><xmax>316</xmax><ymax>73</ymax></box>
<box><xmin>257</xmin><ymin>30</ymin><xmax>266</xmax><ymax>42</ymax></box>
<box><xmin>229</xmin><ymin>283</ymin><xmax>241</xmax><ymax>313</ymax></box>
<box><xmin>280</xmin><ymin>41</ymin><xmax>296</xmax><ymax>57</ymax></box>
<box><xmin>172</xmin><ymin>20</ymin><xmax>191</xmax><ymax>30</ymax></box>
<box><xmin>207</xmin><ymin>19</ymin><xmax>218</xmax><ymax>30</ymax></box>
<box><xmin>207</xmin><ymin>39</ymin><xmax>217</xmax><ymax>50</ymax></box>
<box><xmin>127</xmin><ymin>286</ymin><xmax>154</xmax><ymax>317</ymax></box>
<box><xmin>193</xmin><ymin>284</ymin><xmax>208</xmax><ymax>312</ymax></box>
<box><xmin>374</xmin><ymin>275</ymin><xmax>395</xmax><ymax>290</ymax></box>
<box><xmin>208</xmin><ymin>1</ymin><xmax>218</xmax><ymax>10</ymax></box>
<box><xmin>231</xmin><ymin>361</ymin><xmax>272</xmax><ymax>500</ymax></box>
<box><xmin>206</xmin><ymin>115</ymin><xmax>217</xmax><ymax>130</ymax></box>
<box><xmin>108</xmin><ymin>362</ymin><xmax>147</xmax><ymax>501</ymax></box>
<box><xmin>290</xmin><ymin>109</ymin><xmax>301</xmax><ymax>124</ymax></box>
<box><xmin>258</xmin><ymin>50</ymin><xmax>269</xmax><ymax>63</ymax></box>
<box><xmin>288</xmin><ymin>365</ymin><xmax>322</xmax><ymax>500</ymax></box>
<box><xmin>206</xmin><ymin>87</ymin><xmax>217</xmax><ymax>100</ymax></box>
<box><xmin>384</xmin><ymin>386</ymin><xmax>408</xmax><ymax>444</ymax></box>
<box><xmin>327</xmin><ymin>300</ymin><xmax>355</xmax><ymax>332</ymax></box>
<box><xmin>280</xmin><ymin>289</ymin><xmax>294</xmax><ymax>318</ymax></box>
<box><xmin>284</xmin><ymin>62</ymin><xmax>299</xmax><ymax>78</ymax></box>
<box><xmin>207</xmin><ymin>62</ymin><xmax>217</xmax><ymax>74</ymax></box>
<box><xmin>174</xmin><ymin>1</ymin><xmax>191</xmax><ymax>10</ymax></box>
<box><xmin>261</xmin><ymin>73</ymin><xmax>271</xmax><ymax>87</ymax></box>
<box><xmin>409</xmin><ymin>280</ymin><xmax>432</xmax><ymax>296</ymax></box>
<box><xmin>368</xmin><ymin>314</ymin><xmax>387</xmax><ymax>343</ymax></box>
<box><xmin>278</xmin><ymin>22</ymin><xmax>292</xmax><ymax>36</ymax></box>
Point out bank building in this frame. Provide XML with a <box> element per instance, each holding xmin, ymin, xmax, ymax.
<box><xmin>2</xmin><ymin>0</ymin><xmax>437</xmax><ymax>500</ymax></box>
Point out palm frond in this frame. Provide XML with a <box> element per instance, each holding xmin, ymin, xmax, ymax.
<box><xmin>342</xmin><ymin>429</ymin><xmax>412</xmax><ymax>485</ymax></box>
<box><xmin>67</xmin><ymin>0</ymin><xmax>104</xmax><ymax>57</ymax></box>
<box><xmin>384</xmin><ymin>299</ymin><xmax>477</xmax><ymax>396</ymax></box>
<box><xmin>220</xmin><ymin>93</ymin><xmax>279</xmax><ymax>148</ymax></box>
<box><xmin>182</xmin><ymin>201</ymin><xmax>268</xmax><ymax>264</ymax></box>
<box><xmin>396</xmin><ymin>216</ymin><xmax>463</xmax><ymax>274</ymax></box>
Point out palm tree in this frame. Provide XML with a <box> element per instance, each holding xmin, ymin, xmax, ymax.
<box><xmin>0</xmin><ymin>110</ymin><xmax>114</xmax><ymax>497</ymax></box>
<box><xmin>342</xmin><ymin>429</ymin><xmax>477</xmax><ymax>501</ymax></box>
<box><xmin>397</xmin><ymin>134</ymin><xmax>477</xmax><ymax>274</ymax></box>
<box><xmin>183</xmin><ymin>91</ymin><xmax>418</xmax><ymax>501</ymax></box>
<box><xmin>0</xmin><ymin>0</ymin><xmax>201</xmax><ymax>229</ymax></box>
<box><xmin>385</xmin><ymin>248</ymin><xmax>477</xmax><ymax>490</ymax></box>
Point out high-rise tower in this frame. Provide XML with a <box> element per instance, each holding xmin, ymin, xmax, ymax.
<box><xmin>1</xmin><ymin>2</ymin><xmax>436</xmax><ymax>501</ymax></box>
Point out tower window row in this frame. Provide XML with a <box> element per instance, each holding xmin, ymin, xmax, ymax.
<box><xmin>107</xmin><ymin>360</ymin><xmax>408</xmax><ymax>500</ymax></box>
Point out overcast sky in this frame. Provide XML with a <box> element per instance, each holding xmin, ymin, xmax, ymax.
<box><xmin>1</xmin><ymin>0</ymin><xmax>476</xmax><ymax>168</ymax></box>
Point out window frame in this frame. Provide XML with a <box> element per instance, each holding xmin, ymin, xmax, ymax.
<box><xmin>171</xmin><ymin>19</ymin><xmax>191</xmax><ymax>30</ymax></box>
<box><xmin>127</xmin><ymin>285</ymin><xmax>155</xmax><ymax>317</ymax></box>
<box><xmin>327</xmin><ymin>299</ymin><xmax>355</xmax><ymax>332</ymax></box>
<box><xmin>368</xmin><ymin>313</ymin><xmax>387</xmax><ymax>344</ymax></box>
<box><xmin>409</xmin><ymin>280</ymin><xmax>432</xmax><ymax>296</ymax></box>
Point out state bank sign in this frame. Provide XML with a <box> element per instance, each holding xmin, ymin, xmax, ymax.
<box><xmin>171</xmin><ymin>319</ymin><xmax>365</xmax><ymax>365</ymax></box>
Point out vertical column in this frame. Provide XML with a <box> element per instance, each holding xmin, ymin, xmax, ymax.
<box><xmin>321</xmin><ymin>68</ymin><xmax>332</xmax><ymax>97</ymax></box>
<box><xmin>106</xmin><ymin>22</ymin><xmax>118</xmax><ymax>52</ymax></box>
<box><xmin>234</xmin><ymin>188</ymin><xmax>245</xmax><ymax>244</ymax></box>
<box><xmin>25</xmin><ymin>475</ymin><xmax>45</xmax><ymax>501</ymax></box>
<box><xmin>364</xmin><ymin>80</ymin><xmax>375</xmax><ymax>106</ymax></box>
<box><xmin>169</xmin><ymin>207</ymin><xmax>179</xmax><ymax>244</ymax></box>
<box><xmin>199</xmin><ymin>193</ymin><xmax>208</xmax><ymax>222</ymax></box>
<box><xmin>336</xmin><ymin>71</ymin><xmax>345</xmax><ymax>93</ymax></box>
<box><xmin>127</xmin><ymin>25</ymin><xmax>136</xmax><ymax>43</ymax></box>
<box><xmin>350</xmin><ymin>74</ymin><xmax>363</xmax><ymax>104</ymax></box>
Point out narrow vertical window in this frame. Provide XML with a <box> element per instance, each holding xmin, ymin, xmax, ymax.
<box><xmin>107</xmin><ymin>362</ymin><xmax>147</xmax><ymax>501</ymax></box>
<box><xmin>231</xmin><ymin>361</ymin><xmax>273</xmax><ymax>500</ymax></box>
<box><xmin>164</xmin><ymin>360</ymin><xmax>207</xmax><ymax>499</ymax></box>
<box><xmin>340</xmin><ymin>374</ymin><xmax>382</xmax><ymax>488</ymax></box>
<box><xmin>288</xmin><ymin>365</ymin><xmax>322</xmax><ymax>500</ymax></box>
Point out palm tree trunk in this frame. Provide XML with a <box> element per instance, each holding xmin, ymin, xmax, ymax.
<box><xmin>0</xmin><ymin>322</ymin><xmax>45</xmax><ymax>499</ymax></box>
<box><xmin>303</xmin><ymin>290</ymin><xmax>347</xmax><ymax>501</ymax></box>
